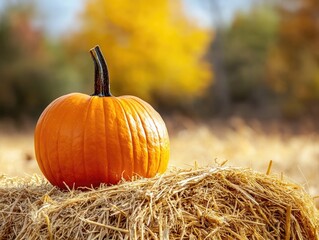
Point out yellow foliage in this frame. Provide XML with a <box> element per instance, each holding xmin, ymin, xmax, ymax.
<box><xmin>69</xmin><ymin>0</ymin><xmax>212</xmax><ymax>103</ymax></box>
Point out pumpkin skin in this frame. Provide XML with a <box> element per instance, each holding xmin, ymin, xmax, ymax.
<box><xmin>34</xmin><ymin>46</ymin><xmax>170</xmax><ymax>189</ymax></box>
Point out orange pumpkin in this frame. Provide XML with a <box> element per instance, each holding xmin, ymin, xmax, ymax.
<box><xmin>34</xmin><ymin>46</ymin><xmax>170</xmax><ymax>189</ymax></box>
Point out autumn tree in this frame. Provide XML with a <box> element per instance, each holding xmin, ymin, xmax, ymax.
<box><xmin>222</xmin><ymin>5</ymin><xmax>278</xmax><ymax>106</ymax></box>
<box><xmin>0</xmin><ymin>2</ymin><xmax>80</xmax><ymax>119</ymax></box>
<box><xmin>0</xmin><ymin>3</ymin><xmax>48</xmax><ymax>118</ymax></box>
<box><xmin>267</xmin><ymin>0</ymin><xmax>319</xmax><ymax>117</ymax></box>
<box><xmin>66</xmin><ymin>0</ymin><xmax>212</xmax><ymax>108</ymax></box>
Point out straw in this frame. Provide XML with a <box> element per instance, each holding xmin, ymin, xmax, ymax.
<box><xmin>0</xmin><ymin>166</ymin><xmax>318</xmax><ymax>239</ymax></box>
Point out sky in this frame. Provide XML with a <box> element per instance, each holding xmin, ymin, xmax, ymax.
<box><xmin>0</xmin><ymin>0</ymin><xmax>253</xmax><ymax>36</ymax></box>
<box><xmin>185</xmin><ymin>0</ymin><xmax>253</xmax><ymax>26</ymax></box>
<box><xmin>35</xmin><ymin>0</ymin><xmax>86</xmax><ymax>36</ymax></box>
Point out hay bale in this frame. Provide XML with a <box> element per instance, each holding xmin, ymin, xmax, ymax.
<box><xmin>1</xmin><ymin>167</ymin><xmax>318</xmax><ymax>239</ymax></box>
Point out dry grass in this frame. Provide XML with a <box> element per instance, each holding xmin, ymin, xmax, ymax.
<box><xmin>0</xmin><ymin>130</ymin><xmax>38</xmax><ymax>176</ymax></box>
<box><xmin>1</xmin><ymin>117</ymin><xmax>319</xmax><ymax>207</ymax></box>
<box><xmin>168</xmin><ymin>117</ymin><xmax>319</xmax><ymax>207</ymax></box>
<box><xmin>1</xmin><ymin>166</ymin><xmax>319</xmax><ymax>239</ymax></box>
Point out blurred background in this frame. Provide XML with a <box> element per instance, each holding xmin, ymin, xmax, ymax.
<box><xmin>0</xmin><ymin>0</ymin><xmax>318</xmax><ymax>205</ymax></box>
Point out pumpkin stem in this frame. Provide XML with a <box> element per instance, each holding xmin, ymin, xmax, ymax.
<box><xmin>90</xmin><ymin>45</ymin><xmax>112</xmax><ymax>97</ymax></box>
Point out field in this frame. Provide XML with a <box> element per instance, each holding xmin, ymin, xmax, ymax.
<box><xmin>0</xmin><ymin>117</ymin><xmax>318</xmax><ymax>208</ymax></box>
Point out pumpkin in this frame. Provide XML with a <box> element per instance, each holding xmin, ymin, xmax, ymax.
<box><xmin>34</xmin><ymin>46</ymin><xmax>170</xmax><ymax>189</ymax></box>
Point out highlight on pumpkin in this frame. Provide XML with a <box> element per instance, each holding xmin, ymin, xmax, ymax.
<box><xmin>34</xmin><ymin>46</ymin><xmax>170</xmax><ymax>189</ymax></box>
